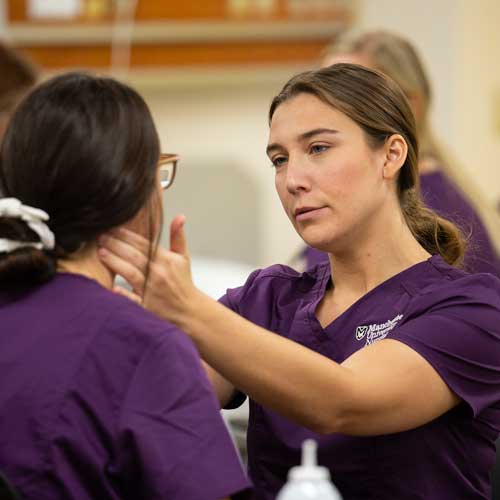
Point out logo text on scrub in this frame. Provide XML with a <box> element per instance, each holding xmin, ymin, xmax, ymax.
<box><xmin>355</xmin><ymin>314</ymin><xmax>403</xmax><ymax>345</ymax></box>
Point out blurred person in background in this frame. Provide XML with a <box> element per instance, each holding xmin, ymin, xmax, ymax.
<box><xmin>0</xmin><ymin>72</ymin><xmax>249</xmax><ymax>500</ymax></box>
<box><xmin>100</xmin><ymin>64</ymin><xmax>500</xmax><ymax>500</ymax></box>
<box><xmin>0</xmin><ymin>41</ymin><xmax>37</xmax><ymax>140</ymax></box>
<box><xmin>302</xmin><ymin>30</ymin><xmax>500</xmax><ymax>276</ymax></box>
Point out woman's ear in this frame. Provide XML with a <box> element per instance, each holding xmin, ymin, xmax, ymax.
<box><xmin>382</xmin><ymin>134</ymin><xmax>408</xmax><ymax>180</ymax></box>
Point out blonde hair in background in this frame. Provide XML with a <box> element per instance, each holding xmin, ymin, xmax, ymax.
<box><xmin>322</xmin><ymin>30</ymin><xmax>500</xmax><ymax>255</ymax></box>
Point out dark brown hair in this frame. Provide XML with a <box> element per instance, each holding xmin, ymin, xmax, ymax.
<box><xmin>0</xmin><ymin>72</ymin><xmax>161</xmax><ymax>287</ymax></box>
<box><xmin>269</xmin><ymin>63</ymin><xmax>465</xmax><ymax>266</ymax></box>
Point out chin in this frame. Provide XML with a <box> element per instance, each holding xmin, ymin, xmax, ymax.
<box><xmin>300</xmin><ymin>227</ymin><xmax>349</xmax><ymax>254</ymax></box>
<box><xmin>302</xmin><ymin>236</ymin><xmax>336</xmax><ymax>253</ymax></box>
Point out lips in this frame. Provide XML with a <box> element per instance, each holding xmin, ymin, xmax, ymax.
<box><xmin>295</xmin><ymin>206</ymin><xmax>321</xmax><ymax>217</ymax></box>
<box><xmin>294</xmin><ymin>206</ymin><xmax>327</xmax><ymax>222</ymax></box>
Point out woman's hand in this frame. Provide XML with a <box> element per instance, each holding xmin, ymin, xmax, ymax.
<box><xmin>98</xmin><ymin>214</ymin><xmax>200</xmax><ymax>323</ymax></box>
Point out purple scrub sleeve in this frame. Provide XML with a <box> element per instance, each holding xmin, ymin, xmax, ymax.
<box><xmin>220</xmin><ymin>256</ymin><xmax>500</xmax><ymax>500</ymax></box>
<box><xmin>393</xmin><ymin>275</ymin><xmax>500</xmax><ymax>417</ymax></box>
<box><xmin>0</xmin><ymin>274</ymin><xmax>249</xmax><ymax>500</ymax></box>
<box><xmin>303</xmin><ymin>171</ymin><xmax>500</xmax><ymax>275</ymax></box>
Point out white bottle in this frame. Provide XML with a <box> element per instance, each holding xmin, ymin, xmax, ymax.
<box><xmin>276</xmin><ymin>439</ymin><xmax>343</xmax><ymax>500</ymax></box>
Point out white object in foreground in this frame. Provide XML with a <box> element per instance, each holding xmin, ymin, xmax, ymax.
<box><xmin>276</xmin><ymin>439</ymin><xmax>343</xmax><ymax>500</ymax></box>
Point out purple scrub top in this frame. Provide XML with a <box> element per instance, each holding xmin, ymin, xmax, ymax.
<box><xmin>304</xmin><ymin>171</ymin><xmax>500</xmax><ymax>275</ymax></box>
<box><xmin>221</xmin><ymin>256</ymin><xmax>500</xmax><ymax>500</ymax></box>
<box><xmin>0</xmin><ymin>273</ymin><xmax>250</xmax><ymax>500</ymax></box>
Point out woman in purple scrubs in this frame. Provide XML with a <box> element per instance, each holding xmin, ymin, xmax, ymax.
<box><xmin>99</xmin><ymin>64</ymin><xmax>500</xmax><ymax>500</ymax></box>
<box><xmin>0</xmin><ymin>73</ymin><xmax>249</xmax><ymax>500</ymax></box>
<box><xmin>303</xmin><ymin>30</ymin><xmax>500</xmax><ymax>275</ymax></box>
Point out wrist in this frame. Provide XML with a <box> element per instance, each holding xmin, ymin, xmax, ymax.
<box><xmin>174</xmin><ymin>287</ymin><xmax>212</xmax><ymax>335</ymax></box>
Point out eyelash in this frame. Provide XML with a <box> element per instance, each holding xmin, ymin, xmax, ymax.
<box><xmin>270</xmin><ymin>156</ymin><xmax>287</xmax><ymax>168</ymax></box>
<box><xmin>309</xmin><ymin>144</ymin><xmax>329</xmax><ymax>155</ymax></box>
<box><xmin>270</xmin><ymin>144</ymin><xmax>330</xmax><ymax>168</ymax></box>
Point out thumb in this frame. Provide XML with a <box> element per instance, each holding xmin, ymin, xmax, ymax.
<box><xmin>170</xmin><ymin>214</ymin><xmax>189</xmax><ymax>256</ymax></box>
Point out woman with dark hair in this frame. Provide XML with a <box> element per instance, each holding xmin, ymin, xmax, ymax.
<box><xmin>100</xmin><ymin>64</ymin><xmax>500</xmax><ymax>500</ymax></box>
<box><xmin>0</xmin><ymin>73</ymin><xmax>249</xmax><ymax>500</ymax></box>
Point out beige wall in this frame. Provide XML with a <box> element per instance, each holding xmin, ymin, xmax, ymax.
<box><xmin>453</xmin><ymin>0</ymin><xmax>500</xmax><ymax>203</ymax></box>
<box><xmin>360</xmin><ymin>0</ymin><xmax>458</xmax><ymax>150</ymax></box>
<box><xmin>361</xmin><ymin>0</ymin><xmax>500</xmax><ymax>205</ymax></box>
<box><xmin>136</xmin><ymin>69</ymin><xmax>309</xmax><ymax>267</ymax></box>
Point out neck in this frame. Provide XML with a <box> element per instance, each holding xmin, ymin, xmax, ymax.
<box><xmin>327</xmin><ymin>206</ymin><xmax>430</xmax><ymax>297</ymax></box>
<box><xmin>57</xmin><ymin>244</ymin><xmax>114</xmax><ymax>289</ymax></box>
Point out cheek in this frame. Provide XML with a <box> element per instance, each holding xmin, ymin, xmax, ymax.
<box><xmin>124</xmin><ymin>208</ymin><xmax>149</xmax><ymax>238</ymax></box>
<box><xmin>326</xmin><ymin>155</ymin><xmax>382</xmax><ymax>211</ymax></box>
<box><xmin>122</xmin><ymin>188</ymin><xmax>163</xmax><ymax>240</ymax></box>
<box><xmin>274</xmin><ymin>171</ymin><xmax>291</xmax><ymax>212</ymax></box>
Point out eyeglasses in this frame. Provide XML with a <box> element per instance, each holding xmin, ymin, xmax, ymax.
<box><xmin>158</xmin><ymin>153</ymin><xmax>179</xmax><ymax>190</ymax></box>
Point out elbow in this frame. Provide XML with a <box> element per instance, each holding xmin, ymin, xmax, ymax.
<box><xmin>313</xmin><ymin>421</ymin><xmax>349</xmax><ymax>436</ymax></box>
<box><xmin>306</xmin><ymin>408</ymin><xmax>351</xmax><ymax>436</ymax></box>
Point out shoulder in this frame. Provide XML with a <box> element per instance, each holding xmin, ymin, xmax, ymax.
<box><xmin>420</xmin><ymin>171</ymin><xmax>468</xmax><ymax>206</ymax></box>
<box><xmin>220</xmin><ymin>262</ymin><xmax>329</xmax><ymax>312</ymax></box>
<box><xmin>57</xmin><ymin>280</ymin><xmax>202</xmax><ymax>428</ymax></box>
<box><xmin>97</xmin><ymin>288</ymin><xmax>194</xmax><ymax>358</ymax></box>
<box><xmin>56</xmin><ymin>274</ymin><xmax>196</xmax><ymax>374</ymax></box>
<box><xmin>417</xmin><ymin>256</ymin><xmax>500</xmax><ymax>308</ymax></box>
<box><xmin>401</xmin><ymin>257</ymin><xmax>500</xmax><ymax>342</ymax></box>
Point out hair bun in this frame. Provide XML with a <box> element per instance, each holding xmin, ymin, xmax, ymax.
<box><xmin>0</xmin><ymin>217</ymin><xmax>56</xmax><ymax>287</ymax></box>
<box><xmin>0</xmin><ymin>247</ymin><xmax>56</xmax><ymax>286</ymax></box>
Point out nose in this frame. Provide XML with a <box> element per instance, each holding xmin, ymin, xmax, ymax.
<box><xmin>285</xmin><ymin>155</ymin><xmax>311</xmax><ymax>194</ymax></box>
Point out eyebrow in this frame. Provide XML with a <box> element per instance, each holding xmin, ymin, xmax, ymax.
<box><xmin>266</xmin><ymin>128</ymin><xmax>339</xmax><ymax>156</ymax></box>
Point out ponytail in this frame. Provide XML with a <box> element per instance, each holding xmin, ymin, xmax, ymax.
<box><xmin>401</xmin><ymin>188</ymin><xmax>465</xmax><ymax>266</ymax></box>
<box><xmin>0</xmin><ymin>217</ymin><xmax>56</xmax><ymax>287</ymax></box>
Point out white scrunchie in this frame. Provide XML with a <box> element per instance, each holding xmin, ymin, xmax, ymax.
<box><xmin>0</xmin><ymin>197</ymin><xmax>55</xmax><ymax>253</ymax></box>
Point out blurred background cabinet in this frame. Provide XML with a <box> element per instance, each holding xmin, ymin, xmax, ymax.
<box><xmin>5</xmin><ymin>0</ymin><xmax>356</xmax><ymax>70</ymax></box>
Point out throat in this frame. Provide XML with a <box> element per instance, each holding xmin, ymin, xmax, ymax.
<box><xmin>315</xmin><ymin>284</ymin><xmax>361</xmax><ymax>329</ymax></box>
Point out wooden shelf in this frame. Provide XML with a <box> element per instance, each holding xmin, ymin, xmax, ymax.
<box><xmin>8</xmin><ymin>0</ymin><xmax>354</xmax><ymax>23</ymax></box>
<box><xmin>14</xmin><ymin>38</ymin><xmax>329</xmax><ymax>69</ymax></box>
<box><xmin>6</xmin><ymin>1</ymin><xmax>355</xmax><ymax>70</ymax></box>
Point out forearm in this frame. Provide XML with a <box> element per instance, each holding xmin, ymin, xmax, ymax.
<box><xmin>178</xmin><ymin>290</ymin><xmax>354</xmax><ymax>434</ymax></box>
<box><xmin>202</xmin><ymin>361</ymin><xmax>236</xmax><ymax>408</ymax></box>
<box><xmin>99</xmin><ymin>227</ymin><xmax>459</xmax><ymax>436</ymax></box>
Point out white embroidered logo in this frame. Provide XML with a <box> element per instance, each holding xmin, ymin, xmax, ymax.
<box><xmin>355</xmin><ymin>314</ymin><xmax>404</xmax><ymax>345</ymax></box>
<box><xmin>355</xmin><ymin>325</ymin><xmax>368</xmax><ymax>340</ymax></box>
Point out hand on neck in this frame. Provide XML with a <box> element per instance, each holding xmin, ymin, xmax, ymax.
<box><xmin>57</xmin><ymin>242</ymin><xmax>115</xmax><ymax>290</ymax></box>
